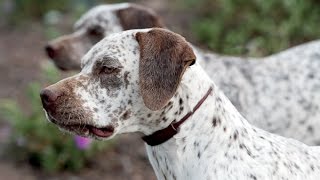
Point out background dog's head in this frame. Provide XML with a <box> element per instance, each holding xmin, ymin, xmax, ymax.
<box><xmin>45</xmin><ymin>3</ymin><xmax>164</xmax><ymax>71</ymax></box>
<box><xmin>40</xmin><ymin>28</ymin><xmax>196</xmax><ymax>139</ymax></box>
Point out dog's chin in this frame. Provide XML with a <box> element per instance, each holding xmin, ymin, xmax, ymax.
<box><xmin>51</xmin><ymin>58</ymin><xmax>81</xmax><ymax>71</ymax></box>
<box><xmin>46</xmin><ymin>112</ymin><xmax>115</xmax><ymax>140</ymax></box>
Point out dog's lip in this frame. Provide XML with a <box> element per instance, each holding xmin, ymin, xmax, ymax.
<box><xmin>89</xmin><ymin>126</ymin><xmax>114</xmax><ymax>138</ymax></box>
<box><xmin>46</xmin><ymin>113</ymin><xmax>114</xmax><ymax>138</ymax></box>
<box><xmin>57</xmin><ymin>123</ymin><xmax>114</xmax><ymax>138</ymax></box>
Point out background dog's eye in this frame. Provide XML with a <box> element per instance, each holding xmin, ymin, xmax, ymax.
<box><xmin>88</xmin><ymin>25</ymin><xmax>104</xmax><ymax>36</ymax></box>
<box><xmin>88</xmin><ymin>26</ymin><xmax>104</xmax><ymax>44</ymax></box>
<box><xmin>89</xmin><ymin>28</ymin><xmax>102</xmax><ymax>36</ymax></box>
<box><xmin>100</xmin><ymin>66</ymin><xmax>117</xmax><ymax>74</ymax></box>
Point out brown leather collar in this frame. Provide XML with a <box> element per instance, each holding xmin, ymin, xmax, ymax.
<box><xmin>142</xmin><ymin>87</ymin><xmax>213</xmax><ymax>146</ymax></box>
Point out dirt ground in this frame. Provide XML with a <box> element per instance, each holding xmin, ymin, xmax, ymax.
<box><xmin>0</xmin><ymin>0</ymin><xmax>198</xmax><ymax>179</ymax></box>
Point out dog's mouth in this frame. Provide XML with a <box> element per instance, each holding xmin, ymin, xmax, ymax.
<box><xmin>62</xmin><ymin>124</ymin><xmax>114</xmax><ymax>138</ymax></box>
<box><xmin>46</xmin><ymin>112</ymin><xmax>114</xmax><ymax>138</ymax></box>
<box><xmin>88</xmin><ymin>125</ymin><xmax>114</xmax><ymax>138</ymax></box>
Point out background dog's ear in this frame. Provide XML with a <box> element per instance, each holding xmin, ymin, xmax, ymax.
<box><xmin>136</xmin><ymin>28</ymin><xmax>196</xmax><ymax>111</ymax></box>
<box><xmin>116</xmin><ymin>5</ymin><xmax>165</xmax><ymax>30</ymax></box>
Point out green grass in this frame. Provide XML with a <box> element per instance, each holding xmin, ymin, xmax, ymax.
<box><xmin>185</xmin><ymin>0</ymin><xmax>320</xmax><ymax>56</ymax></box>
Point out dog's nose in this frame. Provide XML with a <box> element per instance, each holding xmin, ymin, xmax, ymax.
<box><xmin>45</xmin><ymin>44</ymin><xmax>56</xmax><ymax>59</ymax></box>
<box><xmin>40</xmin><ymin>88</ymin><xmax>60</xmax><ymax>108</ymax></box>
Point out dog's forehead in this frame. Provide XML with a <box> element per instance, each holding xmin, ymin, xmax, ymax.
<box><xmin>74</xmin><ymin>3</ymin><xmax>130</xmax><ymax>30</ymax></box>
<box><xmin>81</xmin><ymin>29</ymin><xmax>151</xmax><ymax>72</ymax></box>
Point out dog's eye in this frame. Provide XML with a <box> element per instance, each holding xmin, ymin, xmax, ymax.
<box><xmin>100</xmin><ymin>66</ymin><xmax>117</xmax><ymax>74</ymax></box>
<box><xmin>89</xmin><ymin>29</ymin><xmax>102</xmax><ymax>36</ymax></box>
<box><xmin>88</xmin><ymin>26</ymin><xmax>104</xmax><ymax>36</ymax></box>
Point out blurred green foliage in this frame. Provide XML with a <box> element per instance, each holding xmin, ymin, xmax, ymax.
<box><xmin>4</xmin><ymin>0</ymin><xmax>320</xmax><ymax>56</ymax></box>
<box><xmin>1</xmin><ymin>0</ymin><xmax>124</xmax><ymax>26</ymax></box>
<box><xmin>184</xmin><ymin>0</ymin><xmax>320</xmax><ymax>56</ymax></box>
<box><xmin>0</xmin><ymin>63</ymin><xmax>113</xmax><ymax>172</ymax></box>
<box><xmin>4</xmin><ymin>0</ymin><xmax>82</xmax><ymax>25</ymax></box>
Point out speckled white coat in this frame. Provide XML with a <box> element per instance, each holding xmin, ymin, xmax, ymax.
<box><xmin>195</xmin><ymin>41</ymin><xmax>320</xmax><ymax>145</ymax></box>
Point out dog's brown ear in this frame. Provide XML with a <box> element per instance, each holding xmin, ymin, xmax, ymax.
<box><xmin>136</xmin><ymin>28</ymin><xmax>196</xmax><ymax>111</ymax></box>
<box><xmin>116</xmin><ymin>4</ymin><xmax>165</xmax><ymax>30</ymax></box>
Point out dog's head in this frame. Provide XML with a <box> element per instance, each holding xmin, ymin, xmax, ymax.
<box><xmin>45</xmin><ymin>3</ymin><xmax>164</xmax><ymax>71</ymax></box>
<box><xmin>40</xmin><ymin>28</ymin><xmax>196</xmax><ymax>139</ymax></box>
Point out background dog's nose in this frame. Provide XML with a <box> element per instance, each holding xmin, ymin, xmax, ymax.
<box><xmin>45</xmin><ymin>44</ymin><xmax>56</xmax><ymax>59</ymax></box>
<box><xmin>40</xmin><ymin>88</ymin><xmax>59</xmax><ymax>108</ymax></box>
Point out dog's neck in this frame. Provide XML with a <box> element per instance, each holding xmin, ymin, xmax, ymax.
<box><xmin>144</xmin><ymin>62</ymin><xmax>251</xmax><ymax>137</ymax></box>
<box><xmin>144</xmin><ymin>63</ymin><xmax>256</xmax><ymax>180</ymax></box>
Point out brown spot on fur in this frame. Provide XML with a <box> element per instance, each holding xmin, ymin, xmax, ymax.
<box><xmin>121</xmin><ymin>109</ymin><xmax>132</xmax><ymax>120</ymax></box>
<box><xmin>124</xmin><ymin>71</ymin><xmax>130</xmax><ymax>88</ymax></box>
<box><xmin>116</xmin><ymin>5</ymin><xmax>165</xmax><ymax>30</ymax></box>
<box><xmin>91</xmin><ymin>58</ymin><xmax>123</xmax><ymax>95</ymax></box>
<box><xmin>136</xmin><ymin>28</ymin><xmax>196</xmax><ymax>110</ymax></box>
<box><xmin>112</xmin><ymin>117</ymin><xmax>118</xmax><ymax>123</ymax></box>
<box><xmin>212</xmin><ymin>117</ymin><xmax>217</xmax><ymax>127</ymax></box>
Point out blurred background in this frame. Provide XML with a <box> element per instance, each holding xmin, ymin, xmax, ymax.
<box><xmin>0</xmin><ymin>0</ymin><xmax>320</xmax><ymax>179</ymax></box>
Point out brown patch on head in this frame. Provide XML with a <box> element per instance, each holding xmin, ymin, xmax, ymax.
<box><xmin>116</xmin><ymin>4</ymin><xmax>165</xmax><ymax>30</ymax></box>
<box><xmin>135</xmin><ymin>28</ymin><xmax>196</xmax><ymax>111</ymax></box>
<box><xmin>91</xmin><ymin>58</ymin><xmax>123</xmax><ymax>95</ymax></box>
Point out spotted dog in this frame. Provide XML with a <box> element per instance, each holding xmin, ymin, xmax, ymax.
<box><xmin>199</xmin><ymin>44</ymin><xmax>320</xmax><ymax>145</ymax></box>
<box><xmin>45</xmin><ymin>3</ymin><xmax>320</xmax><ymax>145</ymax></box>
<box><xmin>45</xmin><ymin>3</ymin><xmax>163</xmax><ymax>70</ymax></box>
<box><xmin>41</xmin><ymin>28</ymin><xmax>320</xmax><ymax>180</ymax></box>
